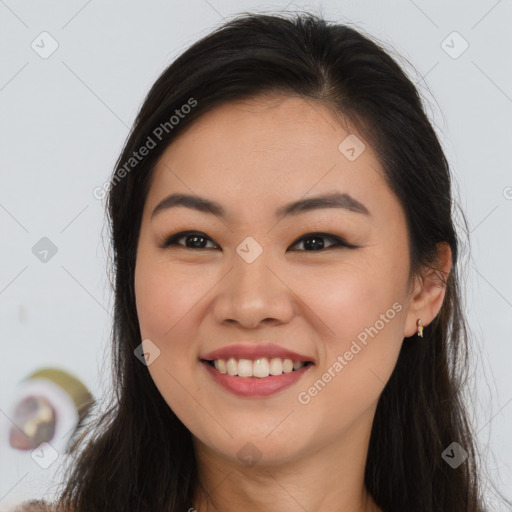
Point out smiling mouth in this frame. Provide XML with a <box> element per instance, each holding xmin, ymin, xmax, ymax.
<box><xmin>201</xmin><ymin>358</ymin><xmax>314</xmax><ymax>378</ymax></box>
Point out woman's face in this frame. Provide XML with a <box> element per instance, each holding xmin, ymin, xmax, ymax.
<box><xmin>134</xmin><ymin>95</ymin><xmax>421</xmax><ymax>467</ymax></box>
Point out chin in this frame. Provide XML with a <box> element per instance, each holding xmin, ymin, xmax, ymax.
<box><xmin>194</xmin><ymin>427</ymin><xmax>311</xmax><ymax>468</ymax></box>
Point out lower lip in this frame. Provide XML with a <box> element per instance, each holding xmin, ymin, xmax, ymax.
<box><xmin>201</xmin><ymin>361</ymin><xmax>313</xmax><ymax>397</ymax></box>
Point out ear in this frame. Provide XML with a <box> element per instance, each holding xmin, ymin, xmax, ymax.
<box><xmin>404</xmin><ymin>242</ymin><xmax>452</xmax><ymax>338</ymax></box>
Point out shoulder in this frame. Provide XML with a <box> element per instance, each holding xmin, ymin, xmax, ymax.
<box><xmin>8</xmin><ymin>500</ymin><xmax>57</xmax><ymax>512</ymax></box>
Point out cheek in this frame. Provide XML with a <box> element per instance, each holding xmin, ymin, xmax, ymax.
<box><xmin>303</xmin><ymin>256</ymin><xmax>405</xmax><ymax>341</ymax></box>
<box><xmin>296</xmin><ymin>279</ymin><xmax>405</xmax><ymax>436</ymax></box>
<box><xmin>134</xmin><ymin>257</ymin><xmax>211</xmax><ymax>393</ymax></box>
<box><xmin>296</xmin><ymin>257</ymin><xmax>406</xmax><ymax>400</ymax></box>
<box><xmin>135</xmin><ymin>258</ymin><xmax>207</xmax><ymax>340</ymax></box>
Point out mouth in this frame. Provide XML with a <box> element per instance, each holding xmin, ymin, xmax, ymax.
<box><xmin>200</xmin><ymin>357</ymin><xmax>315</xmax><ymax>378</ymax></box>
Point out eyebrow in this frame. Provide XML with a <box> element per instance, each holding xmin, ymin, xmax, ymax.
<box><xmin>151</xmin><ymin>191</ymin><xmax>370</xmax><ymax>220</ymax></box>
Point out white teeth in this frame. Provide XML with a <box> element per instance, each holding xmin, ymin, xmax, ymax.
<box><xmin>253</xmin><ymin>358</ymin><xmax>270</xmax><ymax>378</ymax></box>
<box><xmin>293</xmin><ymin>360</ymin><xmax>303</xmax><ymax>370</ymax></box>
<box><xmin>269</xmin><ymin>357</ymin><xmax>283</xmax><ymax>376</ymax></box>
<box><xmin>283</xmin><ymin>359</ymin><xmax>294</xmax><ymax>373</ymax></box>
<box><xmin>209</xmin><ymin>357</ymin><xmax>307</xmax><ymax>378</ymax></box>
<box><xmin>226</xmin><ymin>357</ymin><xmax>238</xmax><ymax>376</ymax></box>
<box><xmin>237</xmin><ymin>359</ymin><xmax>253</xmax><ymax>377</ymax></box>
<box><xmin>214</xmin><ymin>359</ymin><xmax>227</xmax><ymax>374</ymax></box>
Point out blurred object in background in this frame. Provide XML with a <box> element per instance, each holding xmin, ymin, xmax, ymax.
<box><xmin>8</xmin><ymin>396</ymin><xmax>56</xmax><ymax>451</ymax></box>
<box><xmin>6</xmin><ymin>368</ymin><xmax>94</xmax><ymax>454</ymax></box>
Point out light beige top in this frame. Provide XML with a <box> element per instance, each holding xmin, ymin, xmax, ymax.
<box><xmin>9</xmin><ymin>500</ymin><xmax>55</xmax><ymax>512</ymax></box>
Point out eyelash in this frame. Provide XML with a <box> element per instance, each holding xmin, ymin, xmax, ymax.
<box><xmin>160</xmin><ymin>231</ymin><xmax>358</xmax><ymax>251</ymax></box>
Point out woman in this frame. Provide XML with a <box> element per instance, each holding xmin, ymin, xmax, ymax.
<box><xmin>14</xmin><ymin>11</ymin><xmax>502</xmax><ymax>512</ymax></box>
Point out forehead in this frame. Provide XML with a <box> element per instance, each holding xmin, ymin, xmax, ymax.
<box><xmin>159</xmin><ymin>94</ymin><xmax>375</xmax><ymax>173</ymax></box>
<box><xmin>145</xmin><ymin>95</ymin><xmax>400</xmax><ymax>226</ymax></box>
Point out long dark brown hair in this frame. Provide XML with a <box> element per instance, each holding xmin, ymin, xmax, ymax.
<box><xmin>45</xmin><ymin>11</ymin><xmax>503</xmax><ymax>511</ymax></box>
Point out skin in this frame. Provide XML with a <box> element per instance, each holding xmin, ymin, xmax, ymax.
<box><xmin>134</xmin><ymin>94</ymin><xmax>452</xmax><ymax>512</ymax></box>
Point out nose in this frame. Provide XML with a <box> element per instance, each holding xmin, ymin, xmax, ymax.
<box><xmin>212</xmin><ymin>244</ymin><xmax>296</xmax><ymax>330</ymax></box>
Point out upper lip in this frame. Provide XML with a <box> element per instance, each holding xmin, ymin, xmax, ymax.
<box><xmin>200</xmin><ymin>343</ymin><xmax>315</xmax><ymax>363</ymax></box>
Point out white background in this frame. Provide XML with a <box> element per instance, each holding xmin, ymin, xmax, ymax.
<box><xmin>1</xmin><ymin>0</ymin><xmax>511</xmax><ymax>508</ymax></box>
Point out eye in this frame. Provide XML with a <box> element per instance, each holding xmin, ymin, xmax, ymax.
<box><xmin>160</xmin><ymin>231</ymin><xmax>220</xmax><ymax>250</ymax></box>
<box><xmin>161</xmin><ymin>231</ymin><xmax>357</xmax><ymax>251</ymax></box>
<box><xmin>288</xmin><ymin>232</ymin><xmax>358</xmax><ymax>251</ymax></box>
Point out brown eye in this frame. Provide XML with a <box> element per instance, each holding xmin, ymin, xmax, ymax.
<box><xmin>161</xmin><ymin>231</ymin><xmax>220</xmax><ymax>250</ymax></box>
<box><xmin>288</xmin><ymin>233</ymin><xmax>357</xmax><ymax>251</ymax></box>
<box><xmin>160</xmin><ymin>231</ymin><xmax>357</xmax><ymax>252</ymax></box>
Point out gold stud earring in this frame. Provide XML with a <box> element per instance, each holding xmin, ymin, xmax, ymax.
<box><xmin>417</xmin><ymin>319</ymin><xmax>423</xmax><ymax>338</ymax></box>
